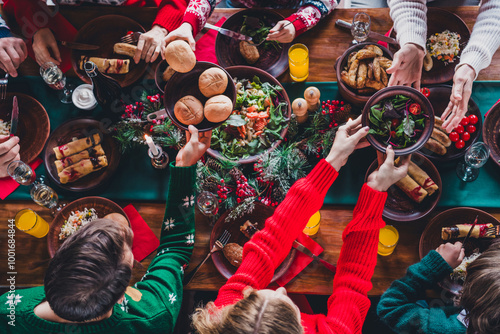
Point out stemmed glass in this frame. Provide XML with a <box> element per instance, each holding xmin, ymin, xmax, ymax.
<box><xmin>456</xmin><ymin>142</ymin><xmax>490</xmax><ymax>182</ymax></box>
<box><xmin>197</xmin><ymin>191</ymin><xmax>219</xmax><ymax>216</ymax></box>
<box><xmin>40</xmin><ymin>62</ymin><xmax>73</xmax><ymax>104</ymax></box>
<box><xmin>351</xmin><ymin>12</ymin><xmax>371</xmax><ymax>44</ymax></box>
<box><xmin>7</xmin><ymin>160</ymin><xmax>63</xmax><ymax>215</ymax></box>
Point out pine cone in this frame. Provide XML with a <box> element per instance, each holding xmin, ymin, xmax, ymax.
<box><xmin>202</xmin><ymin>176</ymin><xmax>219</xmax><ymax>193</ymax></box>
<box><xmin>272</xmin><ymin>186</ymin><xmax>286</xmax><ymax>203</ymax></box>
<box><xmin>229</xmin><ymin>167</ymin><xmax>244</xmax><ymax>182</ymax></box>
<box><xmin>206</xmin><ymin>158</ymin><xmax>222</xmax><ymax>173</ymax></box>
<box><xmin>334</xmin><ymin>103</ymin><xmax>351</xmax><ymax>123</ymax></box>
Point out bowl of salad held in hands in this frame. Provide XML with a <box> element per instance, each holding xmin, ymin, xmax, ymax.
<box><xmin>362</xmin><ymin>86</ymin><xmax>434</xmax><ymax>155</ymax></box>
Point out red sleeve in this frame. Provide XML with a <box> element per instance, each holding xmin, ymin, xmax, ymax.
<box><xmin>152</xmin><ymin>0</ymin><xmax>189</xmax><ymax>32</ymax></box>
<box><xmin>214</xmin><ymin>159</ymin><xmax>338</xmax><ymax>308</ymax></box>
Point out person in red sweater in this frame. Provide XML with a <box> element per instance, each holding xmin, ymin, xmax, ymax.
<box><xmin>191</xmin><ymin>116</ymin><xmax>410</xmax><ymax>334</ymax></box>
<box><xmin>3</xmin><ymin>0</ymin><xmax>188</xmax><ymax>66</ymax></box>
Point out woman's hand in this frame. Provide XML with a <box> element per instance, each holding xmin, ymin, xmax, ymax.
<box><xmin>326</xmin><ymin>116</ymin><xmax>370</xmax><ymax>172</ymax></box>
<box><xmin>0</xmin><ymin>135</ymin><xmax>20</xmax><ymax>178</ymax></box>
<box><xmin>267</xmin><ymin>20</ymin><xmax>296</xmax><ymax>43</ymax></box>
<box><xmin>387</xmin><ymin>43</ymin><xmax>425</xmax><ymax>90</ymax></box>
<box><xmin>366</xmin><ymin>146</ymin><xmax>410</xmax><ymax>192</ymax></box>
<box><xmin>32</xmin><ymin>28</ymin><xmax>61</xmax><ymax>66</ymax></box>
<box><xmin>164</xmin><ymin>22</ymin><xmax>196</xmax><ymax>52</ymax></box>
<box><xmin>436</xmin><ymin>242</ymin><xmax>465</xmax><ymax>269</ymax></box>
<box><xmin>0</xmin><ymin>37</ymin><xmax>27</xmax><ymax>77</ymax></box>
<box><xmin>176</xmin><ymin>126</ymin><xmax>211</xmax><ymax>167</ymax></box>
<box><xmin>134</xmin><ymin>25</ymin><xmax>168</xmax><ymax>64</ymax></box>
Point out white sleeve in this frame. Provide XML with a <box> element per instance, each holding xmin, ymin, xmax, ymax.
<box><xmin>387</xmin><ymin>0</ymin><xmax>427</xmax><ymax>50</ymax></box>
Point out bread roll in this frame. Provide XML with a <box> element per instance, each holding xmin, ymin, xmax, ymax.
<box><xmin>174</xmin><ymin>95</ymin><xmax>204</xmax><ymax>125</ymax></box>
<box><xmin>164</xmin><ymin>40</ymin><xmax>196</xmax><ymax>73</ymax></box>
<box><xmin>113</xmin><ymin>43</ymin><xmax>137</xmax><ymax>58</ymax></box>
<box><xmin>199</xmin><ymin>67</ymin><xmax>228</xmax><ymax>98</ymax></box>
<box><xmin>162</xmin><ymin>66</ymin><xmax>176</xmax><ymax>82</ymax></box>
<box><xmin>204</xmin><ymin>95</ymin><xmax>233</xmax><ymax>123</ymax></box>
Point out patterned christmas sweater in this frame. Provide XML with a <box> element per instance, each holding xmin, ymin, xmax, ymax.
<box><xmin>183</xmin><ymin>0</ymin><xmax>339</xmax><ymax>37</ymax></box>
<box><xmin>0</xmin><ymin>163</ymin><xmax>196</xmax><ymax>334</ymax></box>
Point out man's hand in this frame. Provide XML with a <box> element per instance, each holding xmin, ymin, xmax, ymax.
<box><xmin>366</xmin><ymin>146</ymin><xmax>410</xmax><ymax>192</ymax></box>
<box><xmin>441</xmin><ymin>64</ymin><xmax>475</xmax><ymax>133</ymax></box>
<box><xmin>0</xmin><ymin>135</ymin><xmax>20</xmax><ymax>178</ymax></box>
<box><xmin>164</xmin><ymin>22</ymin><xmax>196</xmax><ymax>52</ymax></box>
<box><xmin>134</xmin><ymin>25</ymin><xmax>167</xmax><ymax>64</ymax></box>
<box><xmin>267</xmin><ymin>20</ymin><xmax>296</xmax><ymax>44</ymax></box>
<box><xmin>33</xmin><ymin>28</ymin><xmax>61</xmax><ymax>66</ymax></box>
<box><xmin>176</xmin><ymin>125</ymin><xmax>211</xmax><ymax>167</ymax></box>
<box><xmin>436</xmin><ymin>242</ymin><xmax>465</xmax><ymax>269</ymax></box>
<box><xmin>387</xmin><ymin>43</ymin><xmax>425</xmax><ymax>90</ymax></box>
<box><xmin>0</xmin><ymin>37</ymin><xmax>27</xmax><ymax>77</ymax></box>
<box><xmin>326</xmin><ymin>116</ymin><xmax>370</xmax><ymax>172</ymax></box>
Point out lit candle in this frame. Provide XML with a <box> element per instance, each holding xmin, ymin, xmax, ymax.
<box><xmin>144</xmin><ymin>134</ymin><xmax>159</xmax><ymax>156</ymax></box>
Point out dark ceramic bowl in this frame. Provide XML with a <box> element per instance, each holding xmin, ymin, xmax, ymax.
<box><xmin>164</xmin><ymin>62</ymin><xmax>236</xmax><ymax>132</ymax></box>
<box><xmin>155</xmin><ymin>59</ymin><xmax>170</xmax><ymax>93</ymax></box>
<box><xmin>362</xmin><ymin>86</ymin><xmax>435</xmax><ymax>156</ymax></box>
<box><xmin>335</xmin><ymin>42</ymin><xmax>393</xmax><ymax>106</ymax></box>
<box><xmin>483</xmin><ymin>101</ymin><xmax>500</xmax><ymax>168</ymax></box>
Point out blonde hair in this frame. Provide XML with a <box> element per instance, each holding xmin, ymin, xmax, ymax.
<box><xmin>191</xmin><ymin>288</ymin><xmax>303</xmax><ymax>334</ymax></box>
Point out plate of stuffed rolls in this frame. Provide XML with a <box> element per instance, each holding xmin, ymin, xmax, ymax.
<box><xmin>365</xmin><ymin>152</ymin><xmax>441</xmax><ymax>221</ymax></box>
<box><xmin>70</xmin><ymin>15</ymin><xmax>147</xmax><ymax>88</ymax></box>
<box><xmin>43</xmin><ymin>118</ymin><xmax>121</xmax><ymax>193</ymax></box>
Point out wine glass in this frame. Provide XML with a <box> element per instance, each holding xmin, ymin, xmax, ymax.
<box><xmin>7</xmin><ymin>160</ymin><xmax>36</xmax><ymax>185</ymax></box>
<box><xmin>40</xmin><ymin>62</ymin><xmax>74</xmax><ymax>104</ymax></box>
<box><xmin>456</xmin><ymin>142</ymin><xmax>490</xmax><ymax>182</ymax></box>
<box><xmin>197</xmin><ymin>191</ymin><xmax>219</xmax><ymax>216</ymax></box>
<box><xmin>351</xmin><ymin>12</ymin><xmax>371</xmax><ymax>44</ymax></box>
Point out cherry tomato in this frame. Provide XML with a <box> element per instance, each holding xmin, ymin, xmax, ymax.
<box><xmin>409</xmin><ymin>103</ymin><xmax>421</xmax><ymax>115</ymax></box>
<box><xmin>462</xmin><ymin>131</ymin><xmax>471</xmax><ymax>141</ymax></box>
<box><xmin>469</xmin><ymin>114</ymin><xmax>478</xmax><ymax>125</ymax></box>
<box><xmin>455</xmin><ymin>125</ymin><xmax>465</xmax><ymax>134</ymax></box>
<box><xmin>390</xmin><ymin>130</ymin><xmax>396</xmax><ymax>138</ymax></box>
<box><xmin>460</xmin><ymin>116</ymin><xmax>469</xmax><ymax>126</ymax></box>
<box><xmin>391</xmin><ymin>119</ymin><xmax>400</xmax><ymax>128</ymax></box>
<box><xmin>449</xmin><ymin>131</ymin><xmax>459</xmax><ymax>142</ymax></box>
<box><xmin>455</xmin><ymin>139</ymin><xmax>465</xmax><ymax>149</ymax></box>
<box><xmin>420</xmin><ymin>87</ymin><xmax>430</xmax><ymax>97</ymax></box>
<box><xmin>467</xmin><ymin>124</ymin><xmax>476</xmax><ymax>133</ymax></box>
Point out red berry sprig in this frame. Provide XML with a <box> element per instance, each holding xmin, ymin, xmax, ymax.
<box><xmin>216</xmin><ymin>179</ymin><xmax>230</xmax><ymax>203</ymax></box>
<box><xmin>235</xmin><ymin>175</ymin><xmax>256</xmax><ymax>203</ymax></box>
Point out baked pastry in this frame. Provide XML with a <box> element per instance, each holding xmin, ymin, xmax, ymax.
<box><xmin>58</xmin><ymin>156</ymin><xmax>108</xmax><ymax>184</ymax></box>
<box><xmin>407</xmin><ymin>161</ymin><xmax>439</xmax><ymax>196</ymax></box>
<box><xmin>199</xmin><ymin>67</ymin><xmax>228</xmax><ymax>98</ymax></box>
<box><xmin>395</xmin><ymin>175</ymin><xmax>428</xmax><ymax>203</ymax></box>
<box><xmin>55</xmin><ymin>145</ymin><xmax>105</xmax><ymax>173</ymax></box>
<box><xmin>79</xmin><ymin>56</ymin><xmax>130</xmax><ymax>74</ymax></box>
<box><xmin>239</xmin><ymin>41</ymin><xmax>259</xmax><ymax>64</ymax></box>
<box><xmin>204</xmin><ymin>95</ymin><xmax>232</xmax><ymax>123</ymax></box>
<box><xmin>162</xmin><ymin>66</ymin><xmax>176</xmax><ymax>82</ymax></box>
<box><xmin>442</xmin><ymin>224</ymin><xmax>496</xmax><ymax>241</ymax></box>
<box><xmin>174</xmin><ymin>95</ymin><xmax>204</xmax><ymax>125</ymax></box>
<box><xmin>223</xmin><ymin>243</ymin><xmax>243</xmax><ymax>268</ymax></box>
<box><xmin>164</xmin><ymin>40</ymin><xmax>196</xmax><ymax>73</ymax></box>
<box><xmin>53</xmin><ymin>134</ymin><xmax>101</xmax><ymax>160</ymax></box>
<box><xmin>113</xmin><ymin>43</ymin><xmax>137</xmax><ymax>58</ymax></box>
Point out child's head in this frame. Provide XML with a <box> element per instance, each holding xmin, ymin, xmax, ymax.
<box><xmin>44</xmin><ymin>219</ymin><xmax>134</xmax><ymax>322</ymax></box>
<box><xmin>460</xmin><ymin>241</ymin><xmax>500</xmax><ymax>334</ymax></box>
<box><xmin>192</xmin><ymin>287</ymin><xmax>303</xmax><ymax>334</ymax></box>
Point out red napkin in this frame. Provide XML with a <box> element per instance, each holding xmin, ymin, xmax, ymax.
<box><xmin>194</xmin><ymin>17</ymin><xmax>227</xmax><ymax>64</ymax></box>
<box><xmin>123</xmin><ymin>204</ymin><xmax>160</xmax><ymax>262</ymax></box>
<box><xmin>377</xmin><ymin>28</ymin><xmax>394</xmax><ymax>49</ymax></box>
<box><xmin>0</xmin><ymin>158</ymin><xmax>42</xmax><ymax>200</ymax></box>
<box><xmin>276</xmin><ymin>233</ymin><xmax>325</xmax><ymax>286</ymax></box>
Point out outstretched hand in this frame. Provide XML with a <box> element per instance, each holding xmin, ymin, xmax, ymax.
<box><xmin>387</xmin><ymin>43</ymin><xmax>425</xmax><ymax>90</ymax></box>
<box><xmin>367</xmin><ymin>146</ymin><xmax>410</xmax><ymax>192</ymax></box>
<box><xmin>267</xmin><ymin>20</ymin><xmax>296</xmax><ymax>43</ymax></box>
<box><xmin>163</xmin><ymin>22</ymin><xmax>196</xmax><ymax>53</ymax></box>
<box><xmin>176</xmin><ymin>125</ymin><xmax>211</xmax><ymax>167</ymax></box>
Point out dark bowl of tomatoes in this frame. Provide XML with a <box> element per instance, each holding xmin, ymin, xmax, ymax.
<box><xmin>418</xmin><ymin>85</ymin><xmax>481</xmax><ymax>161</ymax></box>
<box><xmin>482</xmin><ymin>100</ymin><xmax>500</xmax><ymax>168</ymax></box>
<box><xmin>362</xmin><ymin>86</ymin><xmax>435</xmax><ymax>156</ymax></box>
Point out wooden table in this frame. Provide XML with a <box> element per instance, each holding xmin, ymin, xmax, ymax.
<box><xmin>1</xmin><ymin>6</ymin><xmax>500</xmax><ymax>296</ymax></box>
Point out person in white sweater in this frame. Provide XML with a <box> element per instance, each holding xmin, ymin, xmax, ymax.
<box><xmin>387</xmin><ymin>0</ymin><xmax>500</xmax><ymax>132</ymax></box>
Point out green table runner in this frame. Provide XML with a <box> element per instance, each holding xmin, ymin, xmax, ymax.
<box><xmin>6</xmin><ymin>77</ymin><xmax>500</xmax><ymax>209</ymax></box>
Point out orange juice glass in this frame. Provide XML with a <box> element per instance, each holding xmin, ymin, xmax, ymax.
<box><xmin>14</xmin><ymin>209</ymin><xmax>49</xmax><ymax>238</ymax></box>
<box><xmin>288</xmin><ymin>44</ymin><xmax>309</xmax><ymax>82</ymax></box>
<box><xmin>303</xmin><ymin>211</ymin><xmax>321</xmax><ymax>236</ymax></box>
<box><xmin>378</xmin><ymin>225</ymin><xmax>399</xmax><ymax>256</ymax></box>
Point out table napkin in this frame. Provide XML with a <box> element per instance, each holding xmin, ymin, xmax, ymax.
<box><xmin>377</xmin><ymin>28</ymin><xmax>393</xmax><ymax>49</ymax></box>
<box><xmin>123</xmin><ymin>204</ymin><xmax>160</xmax><ymax>262</ymax></box>
<box><xmin>276</xmin><ymin>233</ymin><xmax>325</xmax><ymax>286</ymax></box>
<box><xmin>0</xmin><ymin>158</ymin><xmax>42</xmax><ymax>200</ymax></box>
<box><xmin>194</xmin><ymin>17</ymin><xmax>227</xmax><ymax>64</ymax></box>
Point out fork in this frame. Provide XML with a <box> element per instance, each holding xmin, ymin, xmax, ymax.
<box><xmin>0</xmin><ymin>73</ymin><xmax>8</xmax><ymax>100</ymax></box>
<box><xmin>121</xmin><ymin>31</ymin><xmax>142</xmax><ymax>44</ymax></box>
<box><xmin>183</xmin><ymin>230</ymin><xmax>231</xmax><ymax>285</ymax></box>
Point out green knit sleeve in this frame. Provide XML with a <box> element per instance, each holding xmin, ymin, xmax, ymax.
<box><xmin>377</xmin><ymin>251</ymin><xmax>466</xmax><ymax>334</ymax></box>
<box><xmin>118</xmin><ymin>163</ymin><xmax>197</xmax><ymax>332</ymax></box>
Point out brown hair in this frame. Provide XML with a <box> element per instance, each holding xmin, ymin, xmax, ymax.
<box><xmin>460</xmin><ymin>240</ymin><xmax>500</xmax><ymax>334</ymax></box>
<box><xmin>44</xmin><ymin>219</ymin><xmax>134</xmax><ymax>322</ymax></box>
<box><xmin>191</xmin><ymin>288</ymin><xmax>303</xmax><ymax>334</ymax></box>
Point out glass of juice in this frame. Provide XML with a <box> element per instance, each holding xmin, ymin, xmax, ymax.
<box><xmin>288</xmin><ymin>43</ymin><xmax>309</xmax><ymax>82</ymax></box>
<box><xmin>303</xmin><ymin>211</ymin><xmax>321</xmax><ymax>236</ymax></box>
<box><xmin>14</xmin><ymin>209</ymin><xmax>50</xmax><ymax>238</ymax></box>
<box><xmin>378</xmin><ymin>225</ymin><xmax>399</xmax><ymax>256</ymax></box>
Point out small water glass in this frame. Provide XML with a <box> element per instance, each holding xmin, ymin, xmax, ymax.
<box><xmin>7</xmin><ymin>160</ymin><xmax>36</xmax><ymax>185</ymax></box>
<box><xmin>40</xmin><ymin>62</ymin><xmax>73</xmax><ymax>104</ymax></box>
<box><xmin>456</xmin><ymin>142</ymin><xmax>490</xmax><ymax>182</ymax></box>
<box><xmin>351</xmin><ymin>12</ymin><xmax>371</xmax><ymax>43</ymax></box>
<box><xmin>197</xmin><ymin>191</ymin><xmax>219</xmax><ymax>216</ymax></box>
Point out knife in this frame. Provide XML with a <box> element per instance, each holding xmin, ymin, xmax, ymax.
<box><xmin>204</xmin><ymin>23</ymin><xmax>253</xmax><ymax>42</ymax></box>
<box><xmin>292</xmin><ymin>240</ymin><xmax>337</xmax><ymax>274</ymax></box>
<box><xmin>60</xmin><ymin>41</ymin><xmax>100</xmax><ymax>51</ymax></box>
<box><xmin>462</xmin><ymin>215</ymin><xmax>479</xmax><ymax>248</ymax></box>
<box><xmin>335</xmin><ymin>19</ymin><xmax>399</xmax><ymax>46</ymax></box>
<box><xmin>9</xmin><ymin>96</ymin><xmax>18</xmax><ymax>136</ymax></box>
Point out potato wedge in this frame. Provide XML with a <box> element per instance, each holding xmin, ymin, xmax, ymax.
<box><xmin>373</xmin><ymin>57</ymin><xmax>381</xmax><ymax>82</ymax></box>
<box><xmin>367</xmin><ymin>62</ymin><xmax>374</xmax><ymax>80</ymax></box>
<box><xmin>365</xmin><ymin>79</ymin><xmax>385</xmax><ymax>91</ymax></box>
<box><xmin>423</xmin><ymin>53</ymin><xmax>433</xmax><ymax>71</ymax></box>
<box><xmin>348</xmin><ymin>51</ymin><xmax>358</xmax><ymax>68</ymax></box>
<box><xmin>341</xmin><ymin>71</ymin><xmax>357</xmax><ymax>89</ymax></box>
<box><xmin>356</xmin><ymin>49</ymin><xmax>377</xmax><ymax>60</ymax></box>
<box><xmin>365</xmin><ymin>45</ymin><xmax>383</xmax><ymax>56</ymax></box>
<box><xmin>380</xmin><ymin>68</ymin><xmax>388</xmax><ymax>86</ymax></box>
<box><xmin>377</xmin><ymin>56</ymin><xmax>393</xmax><ymax>70</ymax></box>
<box><xmin>358</xmin><ymin>87</ymin><xmax>377</xmax><ymax>95</ymax></box>
<box><xmin>357</xmin><ymin>61</ymin><xmax>368</xmax><ymax>88</ymax></box>
<box><xmin>348</xmin><ymin>59</ymin><xmax>359</xmax><ymax>88</ymax></box>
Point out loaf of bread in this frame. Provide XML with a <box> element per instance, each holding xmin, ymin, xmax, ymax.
<box><xmin>204</xmin><ymin>95</ymin><xmax>232</xmax><ymax>123</ymax></box>
<box><xmin>199</xmin><ymin>67</ymin><xmax>228</xmax><ymax>98</ymax></box>
<box><xmin>174</xmin><ymin>95</ymin><xmax>204</xmax><ymax>125</ymax></box>
<box><xmin>164</xmin><ymin>40</ymin><xmax>196</xmax><ymax>73</ymax></box>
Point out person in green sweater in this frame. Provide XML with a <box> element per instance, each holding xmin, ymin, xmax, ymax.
<box><xmin>1</xmin><ymin>125</ymin><xmax>211</xmax><ymax>334</ymax></box>
<box><xmin>378</xmin><ymin>240</ymin><xmax>500</xmax><ymax>334</ymax></box>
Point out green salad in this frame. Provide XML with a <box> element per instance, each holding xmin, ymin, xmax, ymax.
<box><xmin>211</xmin><ymin>76</ymin><xmax>288</xmax><ymax>160</ymax></box>
<box><xmin>368</xmin><ymin>95</ymin><xmax>427</xmax><ymax>148</ymax></box>
<box><xmin>240</xmin><ymin>16</ymin><xmax>281</xmax><ymax>51</ymax></box>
